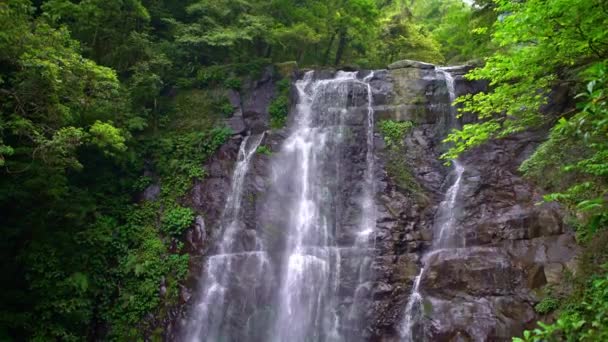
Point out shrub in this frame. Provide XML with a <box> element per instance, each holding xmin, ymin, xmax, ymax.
<box><xmin>269</xmin><ymin>78</ymin><xmax>291</xmax><ymax>129</ymax></box>
<box><xmin>269</xmin><ymin>96</ymin><xmax>289</xmax><ymax>129</ymax></box>
<box><xmin>379</xmin><ymin>120</ymin><xmax>413</xmax><ymax>147</ymax></box>
<box><xmin>196</xmin><ymin>65</ymin><xmax>229</xmax><ymax>87</ymax></box>
<box><xmin>223</xmin><ymin>77</ymin><xmax>242</xmax><ymax>90</ymax></box>
<box><xmin>161</xmin><ymin>206</ymin><xmax>195</xmax><ymax>236</ymax></box>
<box><xmin>256</xmin><ymin>145</ymin><xmax>272</xmax><ymax>156</ymax></box>
<box><xmin>535</xmin><ymin>296</ymin><xmax>559</xmax><ymax>314</ymax></box>
<box><xmin>132</xmin><ymin>175</ymin><xmax>153</xmax><ymax>192</ymax></box>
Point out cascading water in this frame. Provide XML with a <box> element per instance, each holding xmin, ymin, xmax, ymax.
<box><xmin>182</xmin><ymin>70</ymin><xmax>377</xmax><ymax>341</ymax></box>
<box><xmin>268</xmin><ymin>71</ymin><xmax>377</xmax><ymax>342</ymax></box>
<box><xmin>183</xmin><ymin>133</ymin><xmax>269</xmax><ymax>342</ymax></box>
<box><xmin>400</xmin><ymin>67</ymin><xmax>466</xmax><ymax>341</ymax></box>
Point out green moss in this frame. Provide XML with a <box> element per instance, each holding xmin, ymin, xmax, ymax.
<box><xmin>274</xmin><ymin>61</ymin><xmax>298</xmax><ymax>78</ymax></box>
<box><xmin>379</xmin><ymin>120</ymin><xmax>423</xmax><ymax>196</ymax></box>
<box><xmin>256</xmin><ymin>145</ymin><xmax>272</xmax><ymax>156</ymax></box>
<box><xmin>386</xmin><ymin>155</ymin><xmax>420</xmax><ymax>193</ymax></box>
<box><xmin>423</xmin><ymin>298</ymin><xmax>434</xmax><ymax>316</ymax></box>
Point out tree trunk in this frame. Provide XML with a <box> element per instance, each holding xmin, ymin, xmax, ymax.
<box><xmin>334</xmin><ymin>29</ymin><xmax>348</xmax><ymax>66</ymax></box>
<box><xmin>322</xmin><ymin>32</ymin><xmax>337</xmax><ymax>66</ymax></box>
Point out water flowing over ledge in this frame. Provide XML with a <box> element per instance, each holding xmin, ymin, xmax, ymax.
<box><xmin>177</xmin><ymin>62</ymin><xmax>577</xmax><ymax>342</ymax></box>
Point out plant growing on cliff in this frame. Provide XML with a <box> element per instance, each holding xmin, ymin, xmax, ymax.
<box><xmin>269</xmin><ymin>78</ymin><xmax>291</xmax><ymax>129</ymax></box>
<box><xmin>257</xmin><ymin>145</ymin><xmax>272</xmax><ymax>156</ymax></box>
<box><xmin>443</xmin><ymin>0</ymin><xmax>608</xmax><ymax>162</ymax></box>
<box><xmin>433</xmin><ymin>0</ymin><xmax>608</xmax><ymax>340</ymax></box>
<box><xmin>379</xmin><ymin>120</ymin><xmax>413</xmax><ymax>147</ymax></box>
<box><xmin>161</xmin><ymin>206</ymin><xmax>195</xmax><ymax>236</ymax></box>
<box><xmin>378</xmin><ymin>120</ymin><xmax>423</xmax><ymax>195</ymax></box>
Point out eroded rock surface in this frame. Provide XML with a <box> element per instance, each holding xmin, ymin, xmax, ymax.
<box><xmin>172</xmin><ymin>60</ymin><xmax>577</xmax><ymax>342</ymax></box>
<box><xmin>367</xmin><ymin>61</ymin><xmax>577</xmax><ymax>341</ymax></box>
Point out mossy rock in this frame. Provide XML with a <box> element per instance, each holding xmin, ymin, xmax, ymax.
<box><xmin>275</xmin><ymin>61</ymin><xmax>298</xmax><ymax>78</ymax></box>
<box><xmin>171</xmin><ymin>89</ymin><xmax>230</xmax><ymax>132</ymax></box>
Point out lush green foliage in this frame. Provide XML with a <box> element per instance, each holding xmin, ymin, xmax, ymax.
<box><xmin>256</xmin><ymin>145</ymin><xmax>273</xmax><ymax>156</ymax></box>
<box><xmin>444</xmin><ymin>0</ymin><xmax>608</xmax><ymax>161</ymax></box>
<box><xmin>162</xmin><ymin>206</ymin><xmax>195</xmax><ymax>236</ymax></box>
<box><xmin>379</xmin><ymin>120</ymin><xmax>414</xmax><ymax>148</ymax></box>
<box><xmin>515</xmin><ymin>270</ymin><xmax>608</xmax><ymax>342</ymax></box>
<box><xmin>412</xmin><ymin>0</ymin><xmax>495</xmax><ymax>63</ymax></box>
<box><xmin>269</xmin><ymin>78</ymin><xmax>291</xmax><ymax>129</ymax></box>
<box><xmin>378</xmin><ymin>120</ymin><xmax>422</xmax><ymax>195</ymax></box>
<box><xmin>429</xmin><ymin>0</ymin><xmax>608</xmax><ymax>340</ymax></box>
<box><xmin>0</xmin><ymin>1</ymin><xmax>230</xmax><ymax>340</ymax></box>
<box><xmin>1</xmin><ymin>0</ymin><xmax>484</xmax><ymax>339</ymax></box>
<box><xmin>520</xmin><ymin>63</ymin><xmax>608</xmax><ymax>241</ymax></box>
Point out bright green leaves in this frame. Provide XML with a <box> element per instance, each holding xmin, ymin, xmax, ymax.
<box><xmin>445</xmin><ymin>0</ymin><xmax>608</xmax><ymax>161</ymax></box>
<box><xmin>441</xmin><ymin>121</ymin><xmax>500</xmax><ymax>161</ymax></box>
<box><xmin>0</xmin><ymin>2</ymin><xmax>128</xmax><ymax>172</ymax></box>
<box><xmin>522</xmin><ymin>62</ymin><xmax>608</xmax><ymax>241</ymax></box>
<box><xmin>378</xmin><ymin>120</ymin><xmax>413</xmax><ymax>148</ymax></box>
<box><xmin>517</xmin><ymin>272</ymin><xmax>608</xmax><ymax>342</ymax></box>
<box><xmin>161</xmin><ymin>206</ymin><xmax>195</xmax><ymax>236</ymax></box>
<box><xmin>89</xmin><ymin>121</ymin><xmax>127</xmax><ymax>155</ymax></box>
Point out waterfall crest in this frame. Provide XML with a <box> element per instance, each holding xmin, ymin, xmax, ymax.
<box><xmin>270</xmin><ymin>71</ymin><xmax>377</xmax><ymax>342</ymax></box>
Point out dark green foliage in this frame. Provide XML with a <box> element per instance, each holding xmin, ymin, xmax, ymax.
<box><xmin>0</xmin><ymin>0</ymin><xmax>576</xmax><ymax>341</ymax></box>
<box><xmin>214</xmin><ymin>96</ymin><xmax>236</xmax><ymax>117</ymax></box>
<box><xmin>432</xmin><ymin>0</ymin><xmax>608</xmax><ymax>340</ymax></box>
<box><xmin>196</xmin><ymin>65</ymin><xmax>231</xmax><ymax>87</ymax></box>
<box><xmin>223</xmin><ymin>77</ymin><xmax>242</xmax><ymax>90</ymax></box>
<box><xmin>269</xmin><ymin>78</ymin><xmax>291</xmax><ymax>129</ymax></box>
<box><xmin>133</xmin><ymin>175</ymin><xmax>154</xmax><ymax>192</ymax></box>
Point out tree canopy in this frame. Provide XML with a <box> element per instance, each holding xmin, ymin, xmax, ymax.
<box><xmin>1</xmin><ymin>0</ymin><xmax>607</xmax><ymax>340</ymax></box>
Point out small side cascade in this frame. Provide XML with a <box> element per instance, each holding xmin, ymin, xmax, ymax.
<box><xmin>399</xmin><ymin>67</ymin><xmax>466</xmax><ymax>341</ymax></box>
<box><xmin>183</xmin><ymin>133</ymin><xmax>267</xmax><ymax>342</ymax></box>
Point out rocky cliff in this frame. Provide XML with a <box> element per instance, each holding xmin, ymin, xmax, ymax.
<box><xmin>172</xmin><ymin>61</ymin><xmax>577</xmax><ymax>341</ymax></box>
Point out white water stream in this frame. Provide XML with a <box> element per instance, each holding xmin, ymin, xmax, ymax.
<box><xmin>400</xmin><ymin>68</ymin><xmax>466</xmax><ymax>341</ymax></box>
<box><xmin>183</xmin><ymin>133</ymin><xmax>267</xmax><ymax>341</ymax></box>
<box><xmin>270</xmin><ymin>71</ymin><xmax>377</xmax><ymax>342</ymax></box>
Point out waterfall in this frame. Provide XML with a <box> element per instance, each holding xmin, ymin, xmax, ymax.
<box><xmin>269</xmin><ymin>71</ymin><xmax>377</xmax><ymax>342</ymax></box>
<box><xmin>399</xmin><ymin>68</ymin><xmax>465</xmax><ymax>341</ymax></box>
<box><xmin>183</xmin><ymin>133</ymin><xmax>269</xmax><ymax>342</ymax></box>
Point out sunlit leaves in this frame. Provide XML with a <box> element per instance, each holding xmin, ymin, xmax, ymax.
<box><xmin>445</xmin><ymin>0</ymin><xmax>608</xmax><ymax>161</ymax></box>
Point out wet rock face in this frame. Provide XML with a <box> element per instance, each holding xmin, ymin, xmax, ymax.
<box><xmin>365</xmin><ymin>61</ymin><xmax>577</xmax><ymax>341</ymax></box>
<box><xmin>173</xmin><ymin>60</ymin><xmax>577</xmax><ymax>341</ymax></box>
<box><xmin>161</xmin><ymin>69</ymin><xmax>281</xmax><ymax>340</ymax></box>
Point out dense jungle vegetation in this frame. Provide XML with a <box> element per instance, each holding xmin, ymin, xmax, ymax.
<box><xmin>0</xmin><ymin>0</ymin><xmax>606</xmax><ymax>340</ymax></box>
